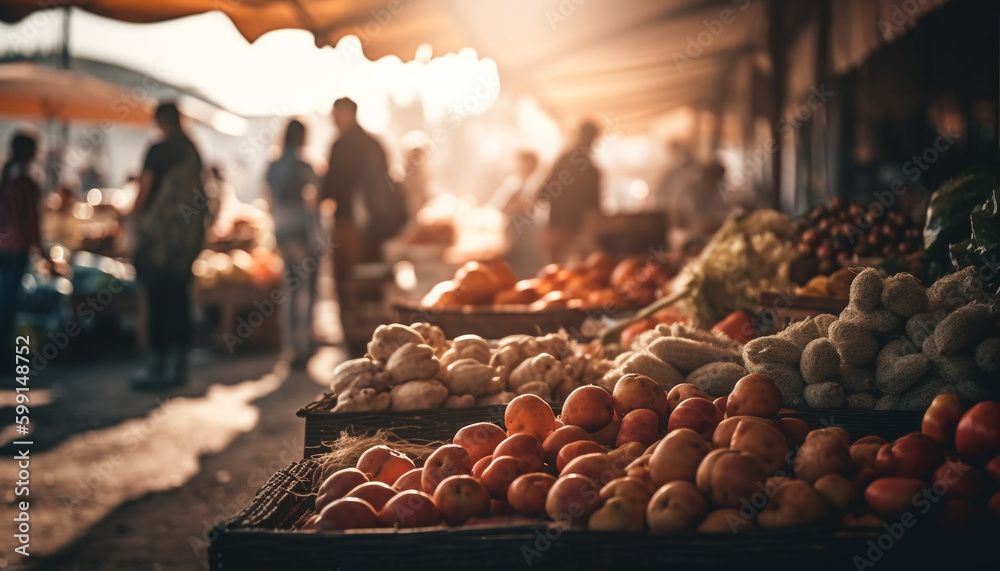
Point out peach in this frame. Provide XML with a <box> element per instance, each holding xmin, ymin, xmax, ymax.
<box><xmin>612</xmin><ymin>373</ymin><xmax>668</xmax><ymax>418</ymax></box>
<box><xmin>356</xmin><ymin>446</ymin><xmax>416</xmax><ymax>486</ymax></box>
<box><xmin>646</xmin><ymin>480</ymin><xmax>709</xmax><ymax>532</ymax></box>
<box><xmin>433</xmin><ymin>475</ymin><xmax>491</xmax><ymax>526</ymax></box>
<box><xmin>726</xmin><ymin>374</ymin><xmax>782</xmax><ymax>418</ymax></box>
<box><xmin>505</xmin><ymin>394</ymin><xmax>557</xmax><ymax>441</ymax></box>
<box><xmin>588</xmin><ymin>496</ymin><xmax>645</xmax><ymax>531</ymax></box>
<box><xmin>542</xmin><ymin>425</ymin><xmax>591</xmax><ymax>466</ymax></box>
<box><xmin>666</xmin><ymin>383</ymin><xmax>710</xmax><ymax>413</ymax></box>
<box><xmin>649</xmin><ymin>428</ymin><xmax>712</xmax><ymax>486</ymax></box>
<box><xmin>345</xmin><ymin>481</ymin><xmax>397</xmax><ymax>511</ymax></box>
<box><xmin>422</xmin><ymin>444</ymin><xmax>472</xmax><ymax>494</ymax></box>
<box><xmin>667</xmin><ymin>397</ymin><xmax>723</xmax><ymax>439</ymax></box>
<box><xmin>561</xmin><ymin>386</ymin><xmax>615</xmax><ymax>432</ymax></box>
<box><xmin>600</xmin><ymin>477</ymin><xmax>653</xmax><ymax>507</ymax></box>
<box><xmin>695</xmin><ymin>449</ymin><xmax>768</xmax><ymax>508</ymax></box>
<box><xmin>561</xmin><ymin>452</ymin><xmax>621</xmax><ymax>486</ymax></box>
<box><xmin>493</xmin><ymin>433</ymin><xmax>545</xmax><ymax>472</ymax></box>
<box><xmin>471</xmin><ymin>455</ymin><xmax>493</xmax><ymax>479</ymax></box>
<box><xmin>588</xmin><ymin>417</ymin><xmax>622</xmax><ymax>447</ymax></box>
<box><xmin>315</xmin><ymin>497</ymin><xmax>381</xmax><ymax>532</ymax></box>
<box><xmin>481</xmin><ymin>456</ymin><xmax>528</xmax><ymax>498</ymax></box>
<box><xmin>545</xmin><ymin>473</ymin><xmax>602</xmax><ymax>527</ymax></box>
<box><xmin>316</xmin><ymin>468</ymin><xmax>369</xmax><ymax>512</ymax></box>
<box><xmin>377</xmin><ymin>490</ymin><xmax>440</xmax><ymax>528</ymax></box>
<box><xmin>556</xmin><ymin>440</ymin><xmax>607</xmax><ymax>472</ymax></box>
<box><xmin>507</xmin><ymin>473</ymin><xmax>557</xmax><ymax>517</ymax></box>
<box><xmin>730</xmin><ymin>418</ymin><xmax>790</xmax><ymax>474</ymax></box>
<box><xmin>616</xmin><ymin>409</ymin><xmax>661</xmax><ymax>448</ymax></box>
<box><xmin>393</xmin><ymin>467</ymin><xmax>423</xmax><ymax>492</ymax></box>
<box><xmin>454</xmin><ymin>422</ymin><xmax>507</xmax><ymax>464</ymax></box>
<box><xmin>698</xmin><ymin>508</ymin><xmax>756</xmax><ymax>533</ymax></box>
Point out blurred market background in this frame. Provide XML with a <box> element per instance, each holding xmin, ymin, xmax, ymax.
<box><xmin>0</xmin><ymin>0</ymin><xmax>997</xmax><ymax>569</ymax></box>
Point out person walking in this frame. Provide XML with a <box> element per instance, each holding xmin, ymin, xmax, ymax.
<box><xmin>320</xmin><ymin>98</ymin><xmax>406</xmax><ymax>353</ymax></box>
<box><xmin>0</xmin><ymin>130</ymin><xmax>49</xmax><ymax>357</ymax></box>
<box><xmin>266</xmin><ymin>119</ymin><xmax>319</xmax><ymax>366</ymax></box>
<box><xmin>131</xmin><ymin>102</ymin><xmax>206</xmax><ymax>390</ymax></box>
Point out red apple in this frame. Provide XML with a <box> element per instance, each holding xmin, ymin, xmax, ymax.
<box><xmin>875</xmin><ymin>432</ymin><xmax>946</xmax><ymax>479</ymax></box>
<box><xmin>561</xmin><ymin>386</ymin><xmax>615</xmax><ymax>431</ymax></box>
<box><xmin>545</xmin><ymin>474</ymin><xmax>602</xmax><ymax>527</ymax></box>
<box><xmin>667</xmin><ymin>397</ymin><xmax>723</xmax><ymax>439</ymax></box>
<box><xmin>316</xmin><ymin>468</ymin><xmax>369</xmax><ymax>512</ymax></box>
<box><xmin>560</xmin><ymin>452</ymin><xmax>621</xmax><ymax>486</ymax></box>
<box><xmin>432</xmin><ymin>475</ymin><xmax>491</xmax><ymax>525</ymax></box>
<box><xmin>646</xmin><ymin>480</ymin><xmax>709</xmax><ymax>532</ymax></box>
<box><xmin>542</xmin><ymin>425</ymin><xmax>591</xmax><ymax>466</ymax></box>
<box><xmin>612</xmin><ymin>373</ymin><xmax>668</xmax><ymax>418</ymax></box>
<box><xmin>377</xmin><ymin>490</ymin><xmax>440</xmax><ymax>527</ymax></box>
<box><xmin>454</xmin><ymin>422</ymin><xmax>507</xmax><ymax>464</ymax></box>
<box><xmin>356</xmin><ymin>445</ymin><xmax>416</xmax><ymax>485</ymax></box>
<box><xmin>422</xmin><ymin>444</ymin><xmax>472</xmax><ymax>494</ymax></box>
<box><xmin>921</xmin><ymin>394</ymin><xmax>966</xmax><ymax>446</ymax></box>
<box><xmin>315</xmin><ymin>497</ymin><xmax>381</xmax><ymax>532</ymax></box>
<box><xmin>345</xmin><ymin>481</ymin><xmax>396</xmax><ymax>511</ymax></box>
<box><xmin>480</xmin><ymin>456</ymin><xmax>528</xmax><ymax>499</ymax></box>
<box><xmin>955</xmin><ymin>401</ymin><xmax>1000</xmax><ymax>462</ymax></box>
<box><xmin>556</xmin><ymin>440</ymin><xmax>607</xmax><ymax>472</ymax></box>
<box><xmin>616</xmin><ymin>408</ymin><xmax>662</xmax><ymax>448</ymax></box>
<box><xmin>931</xmin><ymin>460</ymin><xmax>986</xmax><ymax>500</ymax></box>
<box><xmin>493</xmin><ymin>433</ymin><xmax>545</xmax><ymax>472</ymax></box>
<box><xmin>864</xmin><ymin>478</ymin><xmax>928</xmax><ymax>519</ymax></box>
<box><xmin>695</xmin><ymin>449</ymin><xmax>768</xmax><ymax>508</ymax></box>
<box><xmin>507</xmin><ymin>473</ymin><xmax>557</xmax><ymax>517</ymax></box>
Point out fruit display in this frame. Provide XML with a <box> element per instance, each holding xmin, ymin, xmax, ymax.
<box><xmin>327</xmin><ymin>323</ymin><xmax>612</xmax><ymax>411</ymax></box>
<box><xmin>191</xmin><ymin>247</ymin><xmax>284</xmax><ymax>288</ymax></box>
<box><xmin>303</xmin><ymin>378</ymin><xmax>1000</xmax><ymax>535</ymax></box>
<box><xmin>793</xmin><ymin>196</ymin><xmax>924</xmax><ymax>276</ymax></box>
<box><xmin>601</xmin><ymin>322</ymin><xmax>747</xmax><ymax>399</ymax></box>
<box><xmin>420</xmin><ymin>252</ymin><xmax>673</xmax><ymax>311</ymax></box>
<box><xmin>604</xmin><ymin>210</ymin><xmax>796</xmax><ymax>343</ymax></box>
<box><xmin>742</xmin><ymin>266</ymin><xmax>998</xmax><ymax>410</ymax></box>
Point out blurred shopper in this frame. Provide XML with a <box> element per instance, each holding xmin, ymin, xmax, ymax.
<box><xmin>490</xmin><ymin>150</ymin><xmax>543</xmax><ymax>278</ymax></box>
<box><xmin>398</xmin><ymin>145</ymin><xmax>430</xmax><ymax>221</ymax></box>
<box><xmin>670</xmin><ymin>161</ymin><xmax>730</xmax><ymax>255</ymax></box>
<box><xmin>131</xmin><ymin>102</ymin><xmax>206</xmax><ymax>390</ymax></box>
<box><xmin>654</xmin><ymin>140</ymin><xmax>700</xmax><ymax>211</ymax></box>
<box><xmin>320</xmin><ymin>98</ymin><xmax>406</xmax><ymax>351</ymax></box>
<box><xmin>535</xmin><ymin>121</ymin><xmax>602</xmax><ymax>264</ymax></box>
<box><xmin>266</xmin><ymin>119</ymin><xmax>319</xmax><ymax>366</ymax></box>
<box><xmin>0</xmin><ymin>131</ymin><xmax>49</xmax><ymax>355</ymax></box>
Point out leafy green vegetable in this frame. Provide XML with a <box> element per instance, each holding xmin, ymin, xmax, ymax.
<box><xmin>923</xmin><ymin>167</ymin><xmax>999</xmax><ymax>284</ymax></box>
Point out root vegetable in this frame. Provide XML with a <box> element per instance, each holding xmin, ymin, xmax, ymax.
<box><xmin>839</xmin><ymin>363</ymin><xmax>875</xmax><ymax>394</ymax></box>
<box><xmin>934</xmin><ymin>303</ymin><xmax>995</xmax><ymax>355</ymax></box>
<box><xmin>476</xmin><ymin>391</ymin><xmax>517</xmax><ymax>406</ymax></box>
<box><xmin>389</xmin><ymin>380</ymin><xmax>449</xmax><ymax>411</ymax></box>
<box><xmin>875</xmin><ymin>339</ymin><xmax>928</xmax><ymax>394</ymax></box>
<box><xmin>410</xmin><ymin>322</ymin><xmax>448</xmax><ymax>357</ymax></box>
<box><xmin>509</xmin><ymin>353</ymin><xmax>565</xmax><ymax>392</ymax></box>
<box><xmin>778</xmin><ymin>317</ymin><xmax>822</xmax><ymax>352</ymax></box>
<box><xmin>647</xmin><ymin>337</ymin><xmax>740</xmax><ymax>373</ymax></box>
<box><xmin>386</xmin><ymin>343</ymin><xmax>440</xmax><ymax>385</ymax></box>
<box><xmin>905</xmin><ymin>312</ymin><xmax>938</xmax><ymax>348</ymax></box>
<box><xmin>742</xmin><ymin>336</ymin><xmax>801</xmax><ymax>366</ymax></box>
<box><xmin>849</xmin><ymin>268</ymin><xmax>882</xmax><ymax>312</ymax></box>
<box><xmin>515</xmin><ymin>380</ymin><xmax>553</xmax><ymax>401</ymax></box>
<box><xmin>686</xmin><ymin>362</ymin><xmax>746</xmax><ymax>397</ymax></box>
<box><xmin>841</xmin><ymin>306</ymin><xmax>903</xmax><ymax>334</ymax></box>
<box><xmin>745</xmin><ymin>362</ymin><xmax>805</xmax><ymax>407</ymax></box>
<box><xmin>803</xmin><ymin>381</ymin><xmax>846</xmax><ymax>408</ymax></box>
<box><xmin>813</xmin><ymin>313</ymin><xmax>838</xmax><ymax>337</ymax></box>
<box><xmin>619</xmin><ymin>352</ymin><xmax>685</xmax><ymax>391</ymax></box>
<box><xmin>931</xmin><ymin>352</ymin><xmax>981</xmax><ymax>383</ymax></box>
<box><xmin>927</xmin><ymin>266</ymin><xmax>987</xmax><ymax>311</ymax></box>
<box><xmin>847</xmin><ymin>393</ymin><xmax>877</xmax><ymax>410</ymax></box>
<box><xmin>800</xmin><ymin>338</ymin><xmax>839</xmax><ymax>384</ymax></box>
<box><xmin>443</xmin><ymin>358</ymin><xmax>501</xmax><ymax>397</ymax></box>
<box><xmin>367</xmin><ymin>324</ymin><xmax>425</xmax><ymax>363</ymax></box>
<box><xmin>331</xmin><ymin>358</ymin><xmax>387</xmax><ymax>396</ymax></box>
<box><xmin>443</xmin><ymin>395</ymin><xmax>475</xmax><ymax>408</ymax></box>
<box><xmin>332</xmin><ymin>387</ymin><xmax>391</xmax><ymax>413</ymax></box>
<box><xmin>880</xmin><ymin>273</ymin><xmax>928</xmax><ymax>318</ymax></box>
<box><xmin>899</xmin><ymin>379</ymin><xmax>958</xmax><ymax>411</ymax></box>
<box><xmin>975</xmin><ymin>336</ymin><xmax>1000</xmax><ymax>373</ymax></box>
<box><xmin>829</xmin><ymin>320</ymin><xmax>878</xmax><ymax>366</ymax></box>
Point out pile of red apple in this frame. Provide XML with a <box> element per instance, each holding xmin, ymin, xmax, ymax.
<box><xmin>306</xmin><ymin>374</ymin><xmax>1000</xmax><ymax>534</ymax></box>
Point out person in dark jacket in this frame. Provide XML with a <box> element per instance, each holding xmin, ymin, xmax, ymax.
<box><xmin>320</xmin><ymin>98</ymin><xmax>405</xmax><ymax>351</ymax></box>
<box><xmin>131</xmin><ymin>102</ymin><xmax>206</xmax><ymax>390</ymax></box>
<box><xmin>0</xmin><ymin>130</ymin><xmax>49</xmax><ymax>356</ymax></box>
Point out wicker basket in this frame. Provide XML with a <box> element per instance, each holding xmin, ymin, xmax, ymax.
<box><xmin>210</xmin><ymin>457</ymin><xmax>994</xmax><ymax>571</ymax></box>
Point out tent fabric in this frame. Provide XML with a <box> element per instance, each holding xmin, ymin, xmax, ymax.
<box><xmin>829</xmin><ymin>0</ymin><xmax>951</xmax><ymax>75</ymax></box>
<box><xmin>0</xmin><ymin>0</ymin><xmax>768</xmax><ymax>129</ymax></box>
<box><xmin>0</xmin><ymin>62</ymin><xmax>154</xmax><ymax>124</ymax></box>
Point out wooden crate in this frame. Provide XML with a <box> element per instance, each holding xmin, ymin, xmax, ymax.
<box><xmin>758</xmin><ymin>292</ymin><xmax>848</xmax><ymax>332</ymax></box>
